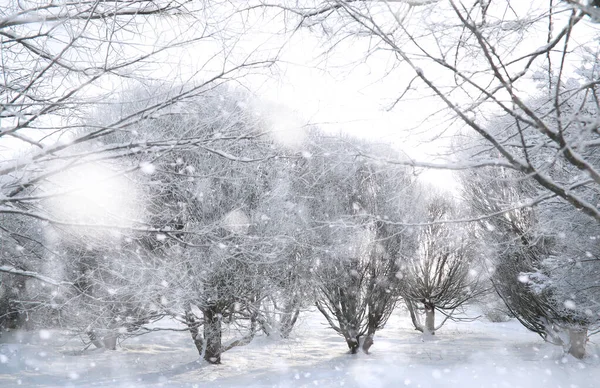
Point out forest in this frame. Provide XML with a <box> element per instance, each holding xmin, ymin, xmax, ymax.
<box><xmin>1</xmin><ymin>0</ymin><xmax>600</xmax><ymax>387</ymax></box>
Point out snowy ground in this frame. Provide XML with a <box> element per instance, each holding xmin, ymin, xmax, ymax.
<box><xmin>1</xmin><ymin>309</ymin><xmax>599</xmax><ymax>388</ymax></box>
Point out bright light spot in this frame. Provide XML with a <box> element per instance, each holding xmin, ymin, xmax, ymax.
<box><xmin>258</xmin><ymin>102</ymin><xmax>307</xmax><ymax>150</ymax></box>
<box><xmin>44</xmin><ymin>161</ymin><xmax>139</xmax><ymax>233</ymax></box>
<box><xmin>564</xmin><ymin>300</ymin><xmax>576</xmax><ymax>310</ymax></box>
<box><xmin>39</xmin><ymin>330</ymin><xmax>51</xmax><ymax>340</ymax></box>
<box><xmin>518</xmin><ymin>274</ymin><xmax>529</xmax><ymax>283</ymax></box>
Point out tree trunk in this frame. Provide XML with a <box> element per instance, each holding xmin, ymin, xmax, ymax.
<box><xmin>345</xmin><ymin>336</ymin><xmax>361</xmax><ymax>354</ymax></box>
<box><xmin>405</xmin><ymin>300</ymin><xmax>423</xmax><ymax>332</ymax></box>
<box><xmin>279</xmin><ymin>308</ymin><xmax>300</xmax><ymax>339</ymax></box>
<box><xmin>424</xmin><ymin>302</ymin><xmax>435</xmax><ymax>335</ymax></box>
<box><xmin>343</xmin><ymin>329</ymin><xmax>361</xmax><ymax>354</ymax></box>
<box><xmin>567</xmin><ymin>328</ymin><xmax>587</xmax><ymax>359</ymax></box>
<box><xmin>103</xmin><ymin>332</ymin><xmax>118</xmax><ymax>350</ymax></box>
<box><xmin>86</xmin><ymin>329</ymin><xmax>118</xmax><ymax>350</ymax></box>
<box><xmin>87</xmin><ymin>329</ymin><xmax>104</xmax><ymax>349</ymax></box>
<box><xmin>203</xmin><ymin>307</ymin><xmax>222</xmax><ymax>364</ymax></box>
<box><xmin>362</xmin><ymin>329</ymin><xmax>375</xmax><ymax>354</ymax></box>
<box><xmin>185</xmin><ymin>310</ymin><xmax>204</xmax><ymax>357</ymax></box>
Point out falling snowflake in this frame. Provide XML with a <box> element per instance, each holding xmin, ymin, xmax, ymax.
<box><xmin>564</xmin><ymin>300</ymin><xmax>576</xmax><ymax>310</ymax></box>
<box><xmin>140</xmin><ymin>162</ymin><xmax>156</xmax><ymax>175</ymax></box>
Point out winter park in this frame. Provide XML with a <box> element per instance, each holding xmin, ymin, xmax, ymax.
<box><xmin>2</xmin><ymin>0</ymin><xmax>600</xmax><ymax>387</ymax></box>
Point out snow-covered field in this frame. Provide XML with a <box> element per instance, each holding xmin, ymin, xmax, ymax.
<box><xmin>1</xmin><ymin>309</ymin><xmax>599</xmax><ymax>388</ymax></box>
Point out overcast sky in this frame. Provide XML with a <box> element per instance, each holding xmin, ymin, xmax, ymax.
<box><xmin>236</xmin><ymin>9</ymin><xmax>459</xmax><ymax>191</ymax></box>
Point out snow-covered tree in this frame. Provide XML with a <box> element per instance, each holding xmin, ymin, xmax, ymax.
<box><xmin>105</xmin><ymin>85</ymin><xmax>292</xmax><ymax>363</ymax></box>
<box><xmin>463</xmin><ymin>164</ymin><xmax>600</xmax><ymax>358</ymax></box>
<box><xmin>251</xmin><ymin>165</ymin><xmax>316</xmax><ymax>339</ymax></box>
<box><xmin>0</xmin><ymin>0</ymin><xmax>267</xmax><ymax>211</ymax></box>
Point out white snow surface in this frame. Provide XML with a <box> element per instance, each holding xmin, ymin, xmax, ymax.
<box><xmin>1</xmin><ymin>309</ymin><xmax>599</xmax><ymax>388</ymax></box>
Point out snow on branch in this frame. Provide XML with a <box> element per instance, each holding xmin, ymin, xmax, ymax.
<box><xmin>0</xmin><ymin>265</ymin><xmax>70</xmax><ymax>287</ymax></box>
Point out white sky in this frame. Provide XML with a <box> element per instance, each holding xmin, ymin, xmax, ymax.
<box><xmin>236</xmin><ymin>10</ymin><xmax>459</xmax><ymax>191</ymax></box>
<box><xmin>250</xmin><ymin>50</ymin><xmax>459</xmax><ymax>191</ymax></box>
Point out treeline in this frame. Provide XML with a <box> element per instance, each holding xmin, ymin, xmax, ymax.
<box><xmin>1</xmin><ymin>84</ymin><xmax>599</xmax><ymax>363</ymax></box>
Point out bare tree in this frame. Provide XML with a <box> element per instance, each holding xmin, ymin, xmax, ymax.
<box><xmin>300</xmin><ymin>135</ymin><xmax>418</xmax><ymax>354</ymax></box>
<box><xmin>400</xmin><ymin>194</ymin><xmax>481</xmax><ymax>336</ymax></box>
<box><xmin>0</xmin><ymin>213</ymin><xmax>54</xmax><ymax>331</ymax></box>
<box><xmin>252</xmin><ymin>173</ymin><xmax>317</xmax><ymax>339</ymax></box>
<box><xmin>0</xmin><ymin>81</ymin><xmax>293</xmax><ymax>361</ymax></box>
